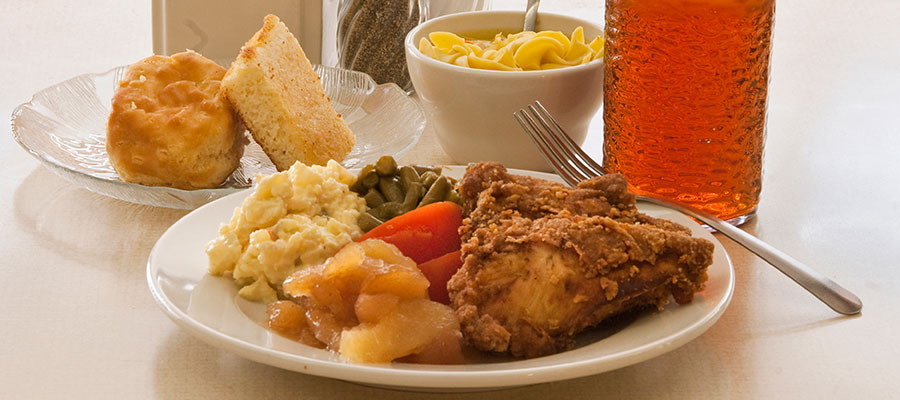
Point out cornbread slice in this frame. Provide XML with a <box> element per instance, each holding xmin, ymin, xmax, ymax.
<box><xmin>223</xmin><ymin>14</ymin><xmax>355</xmax><ymax>171</ymax></box>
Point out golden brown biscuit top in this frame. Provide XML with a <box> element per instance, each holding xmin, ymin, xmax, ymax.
<box><xmin>114</xmin><ymin>51</ymin><xmax>227</xmax><ymax>113</ymax></box>
<box><xmin>106</xmin><ymin>51</ymin><xmax>243</xmax><ymax>189</ymax></box>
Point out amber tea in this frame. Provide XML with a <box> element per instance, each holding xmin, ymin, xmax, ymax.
<box><xmin>603</xmin><ymin>0</ymin><xmax>776</xmax><ymax>223</ymax></box>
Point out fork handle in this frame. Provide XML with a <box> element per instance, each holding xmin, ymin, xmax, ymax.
<box><xmin>639</xmin><ymin>197</ymin><xmax>863</xmax><ymax>315</ymax></box>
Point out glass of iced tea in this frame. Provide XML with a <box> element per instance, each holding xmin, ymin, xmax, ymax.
<box><xmin>602</xmin><ymin>0</ymin><xmax>776</xmax><ymax>224</ymax></box>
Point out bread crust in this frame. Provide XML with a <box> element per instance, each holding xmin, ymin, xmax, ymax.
<box><xmin>223</xmin><ymin>14</ymin><xmax>356</xmax><ymax>171</ymax></box>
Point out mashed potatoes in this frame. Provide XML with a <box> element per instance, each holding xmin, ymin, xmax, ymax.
<box><xmin>206</xmin><ymin>160</ymin><xmax>366</xmax><ymax>303</ymax></box>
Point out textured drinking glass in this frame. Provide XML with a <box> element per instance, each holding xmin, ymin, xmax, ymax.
<box><xmin>603</xmin><ymin>0</ymin><xmax>775</xmax><ymax>224</ymax></box>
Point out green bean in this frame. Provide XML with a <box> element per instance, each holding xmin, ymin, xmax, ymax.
<box><xmin>351</xmin><ymin>165</ymin><xmax>379</xmax><ymax>193</ymax></box>
<box><xmin>401</xmin><ymin>182</ymin><xmax>424</xmax><ymax>212</ymax></box>
<box><xmin>370</xmin><ymin>201</ymin><xmax>405</xmax><ymax>220</ymax></box>
<box><xmin>349</xmin><ymin>180</ymin><xmax>364</xmax><ymax>194</ymax></box>
<box><xmin>412</xmin><ymin>165</ymin><xmax>442</xmax><ymax>176</ymax></box>
<box><xmin>398</xmin><ymin>166</ymin><xmax>420</xmax><ymax>192</ymax></box>
<box><xmin>354</xmin><ymin>158</ymin><xmax>463</xmax><ymax>226</ymax></box>
<box><xmin>359</xmin><ymin>164</ymin><xmax>375</xmax><ymax>177</ymax></box>
<box><xmin>378</xmin><ymin>176</ymin><xmax>403</xmax><ymax>203</ymax></box>
<box><xmin>358</xmin><ymin>212</ymin><xmax>384</xmax><ymax>232</ymax></box>
<box><xmin>361</xmin><ymin>168</ymin><xmax>380</xmax><ymax>187</ymax></box>
<box><xmin>420</xmin><ymin>171</ymin><xmax>439</xmax><ymax>188</ymax></box>
<box><xmin>420</xmin><ymin>176</ymin><xmax>450</xmax><ymax>207</ymax></box>
<box><xmin>375</xmin><ymin>155</ymin><xmax>398</xmax><ymax>176</ymax></box>
<box><xmin>367</xmin><ymin>203</ymin><xmax>390</xmax><ymax>220</ymax></box>
<box><xmin>364</xmin><ymin>188</ymin><xmax>386</xmax><ymax>208</ymax></box>
<box><xmin>445</xmin><ymin>189</ymin><xmax>462</xmax><ymax>205</ymax></box>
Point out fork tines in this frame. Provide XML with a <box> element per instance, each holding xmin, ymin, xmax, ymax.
<box><xmin>513</xmin><ymin>101</ymin><xmax>604</xmax><ymax>186</ymax></box>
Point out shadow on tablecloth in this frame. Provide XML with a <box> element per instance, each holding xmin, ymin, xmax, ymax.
<box><xmin>12</xmin><ymin>165</ymin><xmax>187</xmax><ymax>277</ymax></box>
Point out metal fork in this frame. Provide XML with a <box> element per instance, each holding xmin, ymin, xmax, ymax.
<box><xmin>514</xmin><ymin>101</ymin><xmax>862</xmax><ymax>315</ymax></box>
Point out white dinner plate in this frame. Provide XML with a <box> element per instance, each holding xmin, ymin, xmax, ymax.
<box><xmin>11</xmin><ymin>64</ymin><xmax>424</xmax><ymax>209</ymax></box>
<box><xmin>147</xmin><ymin>166</ymin><xmax>734</xmax><ymax>391</ymax></box>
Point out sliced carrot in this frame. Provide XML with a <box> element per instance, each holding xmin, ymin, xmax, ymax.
<box><xmin>358</xmin><ymin>201</ymin><xmax>463</xmax><ymax>265</ymax></box>
<box><xmin>416</xmin><ymin>250</ymin><xmax>463</xmax><ymax>305</ymax></box>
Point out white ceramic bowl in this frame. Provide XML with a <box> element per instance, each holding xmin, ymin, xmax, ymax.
<box><xmin>405</xmin><ymin>10</ymin><xmax>604</xmax><ymax>172</ymax></box>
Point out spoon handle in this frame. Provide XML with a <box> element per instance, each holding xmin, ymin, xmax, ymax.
<box><xmin>638</xmin><ymin>196</ymin><xmax>863</xmax><ymax>315</ymax></box>
<box><xmin>524</xmin><ymin>0</ymin><xmax>541</xmax><ymax>31</ymax></box>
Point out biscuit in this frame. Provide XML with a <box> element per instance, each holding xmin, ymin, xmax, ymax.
<box><xmin>106</xmin><ymin>51</ymin><xmax>246</xmax><ymax>190</ymax></box>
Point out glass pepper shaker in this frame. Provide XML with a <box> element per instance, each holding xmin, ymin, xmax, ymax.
<box><xmin>336</xmin><ymin>0</ymin><xmax>490</xmax><ymax>91</ymax></box>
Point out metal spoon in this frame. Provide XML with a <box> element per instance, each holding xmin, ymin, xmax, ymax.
<box><xmin>524</xmin><ymin>0</ymin><xmax>541</xmax><ymax>31</ymax></box>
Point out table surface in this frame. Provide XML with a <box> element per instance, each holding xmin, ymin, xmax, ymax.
<box><xmin>2</xmin><ymin>1</ymin><xmax>898</xmax><ymax>398</ymax></box>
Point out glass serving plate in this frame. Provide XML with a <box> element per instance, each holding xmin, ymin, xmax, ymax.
<box><xmin>10</xmin><ymin>65</ymin><xmax>424</xmax><ymax>209</ymax></box>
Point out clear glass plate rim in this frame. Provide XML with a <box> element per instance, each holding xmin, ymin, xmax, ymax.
<box><xmin>9</xmin><ymin>65</ymin><xmax>422</xmax><ymax>202</ymax></box>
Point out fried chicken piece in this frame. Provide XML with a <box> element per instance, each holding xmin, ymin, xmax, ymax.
<box><xmin>448</xmin><ymin>162</ymin><xmax>714</xmax><ymax>358</ymax></box>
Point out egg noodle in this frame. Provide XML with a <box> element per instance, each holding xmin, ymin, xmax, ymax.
<box><xmin>418</xmin><ymin>27</ymin><xmax>603</xmax><ymax>71</ymax></box>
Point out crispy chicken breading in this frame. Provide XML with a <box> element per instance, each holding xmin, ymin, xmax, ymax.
<box><xmin>448</xmin><ymin>162</ymin><xmax>714</xmax><ymax>358</ymax></box>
